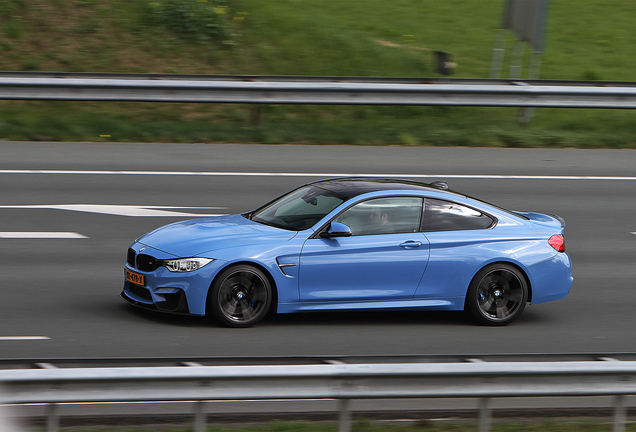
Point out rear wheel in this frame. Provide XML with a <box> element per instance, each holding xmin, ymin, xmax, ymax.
<box><xmin>209</xmin><ymin>265</ymin><xmax>272</xmax><ymax>328</ymax></box>
<box><xmin>466</xmin><ymin>263</ymin><xmax>528</xmax><ymax>326</ymax></box>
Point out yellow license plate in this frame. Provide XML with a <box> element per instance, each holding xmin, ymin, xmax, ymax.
<box><xmin>126</xmin><ymin>269</ymin><xmax>145</xmax><ymax>286</ymax></box>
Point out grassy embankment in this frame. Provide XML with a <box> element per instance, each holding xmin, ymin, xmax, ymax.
<box><xmin>0</xmin><ymin>0</ymin><xmax>635</xmax><ymax>147</ymax></box>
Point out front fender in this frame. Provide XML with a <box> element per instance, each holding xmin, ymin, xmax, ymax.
<box><xmin>205</xmin><ymin>237</ymin><xmax>306</xmax><ymax>305</ymax></box>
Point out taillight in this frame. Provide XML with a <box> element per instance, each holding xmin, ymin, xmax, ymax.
<box><xmin>548</xmin><ymin>234</ymin><xmax>565</xmax><ymax>252</ymax></box>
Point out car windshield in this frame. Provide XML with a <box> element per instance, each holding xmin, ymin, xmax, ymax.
<box><xmin>248</xmin><ymin>185</ymin><xmax>348</xmax><ymax>231</ymax></box>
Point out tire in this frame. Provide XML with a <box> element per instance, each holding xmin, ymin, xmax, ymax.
<box><xmin>209</xmin><ymin>265</ymin><xmax>272</xmax><ymax>328</ymax></box>
<box><xmin>466</xmin><ymin>263</ymin><xmax>528</xmax><ymax>326</ymax></box>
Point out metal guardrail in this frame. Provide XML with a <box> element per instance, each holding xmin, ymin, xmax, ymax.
<box><xmin>1</xmin><ymin>74</ymin><xmax>636</xmax><ymax>108</ymax></box>
<box><xmin>3</xmin><ymin>72</ymin><xmax>636</xmax><ymax>87</ymax></box>
<box><xmin>4</xmin><ymin>352</ymin><xmax>636</xmax><ymax>369</ymax></box>
<box><xmin>1</xmin><ymin>360</ymin><xmax>636</xmax><ymax>432</ymax></box>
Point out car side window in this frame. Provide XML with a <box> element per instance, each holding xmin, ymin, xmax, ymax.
<box><xmin>333</xmin><ymin>197</ymin><xmax>423</xmax><ymax>236</ymax></box>
<box><xmin>421</xmin><ymin>198</ymin><xmax>494</xmax><ymax>232</ymax></box>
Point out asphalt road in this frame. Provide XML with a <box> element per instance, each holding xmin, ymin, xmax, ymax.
<box><xmin>1</xmin><ymin>142</ymin><xmax>635</xmax><ymax>360</ymax></box>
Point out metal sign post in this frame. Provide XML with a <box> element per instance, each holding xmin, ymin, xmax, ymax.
<box><xmin>490</xmin><ymin>0</ymin><xmax>550</xmax><ymax>122</ymax></box>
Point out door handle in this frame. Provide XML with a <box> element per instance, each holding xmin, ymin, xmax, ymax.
<box><xmin>399</xmin><ymin>241</ymin><xmax>422</xmax><ymax>249</ymax></box>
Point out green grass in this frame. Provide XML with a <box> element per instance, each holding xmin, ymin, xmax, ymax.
<box><xmin>0</xmin><ymin>0</ymin><xmax>635</xmax><ymax>147</ymax></box>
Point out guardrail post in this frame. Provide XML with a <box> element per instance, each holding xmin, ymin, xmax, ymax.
<box><xmin>338</xmin><ymin>399</ymin><xmax>352</xmax><ymax>432</ymax></box>
<box><xmin>194</xmin><ymin>400</ymin><xmax>206</xmax><ymax>432</ymax></box>
<box><xmin>478</xmin><ymin>397</ymin><xmax>492</xmax><ymax>432</ymax></box>
<box><xmin>46</xmin><ymin>403</ymin><xmax>59</xmax><ymax>432</ymax></box>
<box><xmin>613</xmin><ymin>395</ymin><xmax>626</xmax><ymax>432</ymax></box>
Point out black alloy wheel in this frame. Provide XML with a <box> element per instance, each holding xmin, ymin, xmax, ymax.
<box><xmin>466</xmin><ymin>263</ymin><xmax>528</xmax><ymax>326</ymax></box>
<box><xmin>210</xmin><ymin>265</ymin><xmax>272</xmax><ymax>328</ymax></box>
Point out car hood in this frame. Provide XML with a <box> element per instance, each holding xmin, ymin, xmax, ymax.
<box><xmin>137</xmin><ymin>214</ymin><xmax>297</xmax><ymax>257</ymax></box>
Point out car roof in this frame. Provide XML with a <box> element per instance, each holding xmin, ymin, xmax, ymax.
<box><xmin>308</xmin><ymin>177</ymin><xmax>465</xmax><ymax>200</ymax></box>
<box><xmin>308</xmin><ymin>177</ymin><xmax>530</xmax><ymax>222</ymax></box>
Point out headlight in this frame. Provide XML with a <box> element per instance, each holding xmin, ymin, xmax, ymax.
<box><xmin>162</xmin><ymin>258</ymin><xmax>213</xmax><ymax>272</ymax></box>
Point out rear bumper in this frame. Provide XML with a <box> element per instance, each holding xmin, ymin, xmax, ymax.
<box><xmin>527</xmin><ymin>251</ymin><xmax>573</xmax><ymax>304</ymax></box>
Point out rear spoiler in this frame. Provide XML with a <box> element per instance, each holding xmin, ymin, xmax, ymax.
<box><xmin>544</xmin><ymin>213</ymin><xmax>566</xmax><ymax>229</ymax></box>
<box><xmin>514</xmin><ymin>211</ymin><xmax>566</xmax><ymax>229</ymax></box>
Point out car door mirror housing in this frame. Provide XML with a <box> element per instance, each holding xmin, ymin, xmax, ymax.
<box><xmin>320</xmin><ymin>222</ymin><xmax>352</xmax><ymax>238</ymax></box>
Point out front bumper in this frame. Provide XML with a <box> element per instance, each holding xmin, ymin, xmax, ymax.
<box><xmin>121</xmin><ymin>284</ymin><xmax>190</xmax><ymax>314</ymax></box>
<box><xmin>121</xmin><ymin>244</ymin><xmax>225</xmax><ymax>316</ymax></box>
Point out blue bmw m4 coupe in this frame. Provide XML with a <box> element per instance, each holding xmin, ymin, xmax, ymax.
<box><xmin>122</xmin><ymin>178</ymin><xmax>572</xmax><ymax>327</ymax></box>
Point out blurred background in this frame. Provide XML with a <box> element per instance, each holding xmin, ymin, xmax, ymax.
<box><xmin>0</xmin><ymin>0</ymin><xmax>634</xmax><ymax>147</ymax></box>
<box><xmin>1</xmin><ymin>3</ymin><xmax>636</xmax><ymax>431</ymax></box>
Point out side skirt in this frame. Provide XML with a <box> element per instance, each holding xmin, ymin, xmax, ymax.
<box><xmin>277</xmin><ymin>297</ymin><xmax>465</xmax><ymax>314</ymax></box>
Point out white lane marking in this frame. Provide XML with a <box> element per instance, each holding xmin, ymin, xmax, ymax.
<box><xmin>631</xmin><ymin>232</ymin><xmax>636</xmax><ymax>235</ymax></box>
<box><xmin>0</xmin><ymin>336</ymin><xmax>50</xmax><ymax>340</ymax></box>
<box><xmin>0</xmin><ymin>205</ymin><xmax>226</xmax><ymax>217</ymax></box>
<box><xmin>0</xmin><ymin>232</ymin><xmax>87</xmax><ymax>239</ymax></box>
<box><xmin>0</xmin><ymin>170</ymin><xmax>636</xmax><ymax>180</ymax></box>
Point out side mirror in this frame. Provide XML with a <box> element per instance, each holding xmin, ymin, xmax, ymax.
<box><xmin>320</xmin><ymin>222</ymin><xmax>352</xmax><ymax>238</ymax></box>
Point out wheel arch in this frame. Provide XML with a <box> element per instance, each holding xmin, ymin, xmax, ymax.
<box><xmin>463</xmin><ymin>260</ymin><xmax>533</xmax><ymax>310</ymax></box>
<box><xmin>204</xmin><ymin>260</ymin><xmax>279</xmax><ymax>316</ymax></box>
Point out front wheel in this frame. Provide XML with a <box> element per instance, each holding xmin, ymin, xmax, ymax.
<box><xmin>466</xmin><ymin>263</ymin><xmax>528</xmax><ymax>326</ymax></box>
<box><xmin>209</xmin><ymin>265</ymin><xmax>272</xmax><ymax>328</ymax></box>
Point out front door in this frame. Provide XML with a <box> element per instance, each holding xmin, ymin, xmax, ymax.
<box><xmin>298</xmin><ymin>196</ymin><xmax>430</xmax><ymax>302</ymax></box>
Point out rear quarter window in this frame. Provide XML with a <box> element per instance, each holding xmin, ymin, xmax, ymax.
<box><xmin>421</xmin><ymin>198</ymin><xmax>494</xmax><ymax>232</ymax></box>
